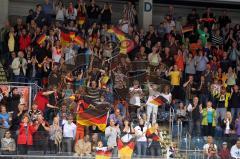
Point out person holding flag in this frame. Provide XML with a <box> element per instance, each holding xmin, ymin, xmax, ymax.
<box><xmin>146</xmin><ymin>81</ymin><xmax>161</xmax><ymax>125</ymax></box>
<box><xmin>105</xmin><ymin>119</ymin><xmax>121</xmax><ymax>158</ymax></box>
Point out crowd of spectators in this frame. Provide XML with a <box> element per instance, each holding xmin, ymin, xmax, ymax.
<box><xmin>0</xmin><ymin>0</ymin><xmax>240</xmax><ymax>158</ymax></box>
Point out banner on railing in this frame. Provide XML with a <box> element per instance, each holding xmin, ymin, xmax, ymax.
<box><xmin>0</xmin><ymin>84</ymin><xmax>31</xmax><ymax>110</ymax></box>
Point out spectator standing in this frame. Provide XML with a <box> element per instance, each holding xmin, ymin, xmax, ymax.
<box><xmin>49</xmin><ymin>116</ymin><xmax>62</xmax><ymax>154</ymax></box>
<box><xmin>17</xmin><ymin>114</ymin><xmax>36</xmax><ymax>155</ymax></box>
<box><xmin>87</xmin><ymin>0</ymin><xmax>100</xmax><ymax>25</ymax></box>
<box><xmin>221</xmin><ymin>111</ymin><xmax>234</xmax><ymax>137</ymax></box>
<box><xmin>65</xmin><ymin>2</ymin><xmax>77</xmax><ymax>21</ymax></box>
<box><xmin>33</xmin><ymin>113</ymin><xmax>49</xmax><ymax>154</ymax></box>
<box><xmin>187</xmin><ymin>8</ymin><xmax>199</xmax><ymax>27</ymax></box>
<box><xmin>11</xmin><ymin>51</ymin><xmax>27</xmax><ymax>82</ymax></box>
<box><xmin>201</xmin><ymin>101</ymin><xmax>217</xmax><ymax>137</ymax></box>
<box><xmin>42</xmin><ymin>0</ymin><xmax>54</xmax><ymax>26</ymax></box>
<box><xmin>146</xmin><ymin>123</ymin><xmax>162</xmax><ymax>157</ymax></box>
<box><xmin>229</xmin><ymin>85</ymin><xmax>240</xmax><ymax>120</ymax></box>
<box><xmin>62</xmin><ymin>114</ymin><xmax>76</xmax><ymax>154</ymax></box>
<box><xmin>10</xmin><ymin>103</ymin><xmax>27</xmax><ymax>138</ymax></box>
<box><xmin>54</xmin><ymin>0</ymin><xmax>65</xmax><ymax>22</ymax></box>
<box><xmin>187</xmin><ymin>96</ymin><xmax>202</xmax><ymax>136</ymax></box>
<box><xmin>123</xmin><ymin>1</ymin><xmax>137</xmax><ymax>25</ymax></box>
<box><xmin>105</xmin><ymin>119</ymin><xmax>121</xmax><ymax>158</ymax></box>
<box><xmin>146</xmin><ymin>82</ymin><xmax>161</xmax><ymax>125</ymax></box>
<box><xmin>18</xmin><ymin>28</ymin><xmax>31</xmax><ymax>51</ymax></box>
<box><xmin>166</xmin><ymin>65</ymin><xmax>182</xmax><ymax>100</ymax></box>
<box><xmin>101</xmin><ymin>2</ymin><xmax>112</xmax><ymax>25</ymax></box>
<box><xmin>33</xmin><ymin>4</ymin><xmax>46</xmax><ymax>27</ymax></box>
<box><xmin>134</xmin><ymin>118</ymin><xmax>148</xmax><ymax>158</ymax></box>
<box><xmin>129</xmin><ymin>80</ymin><xmax>143</xmax><ymax>107</ymax></box>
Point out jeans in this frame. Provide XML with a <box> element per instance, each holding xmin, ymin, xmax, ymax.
<box><xmin>231</xmin><ymin>108</ymin><xmax>240</xmax><ymax>120</ymax></box>
<box><xmin>62</xmin><ymin>137</ymin><xmax>73</xmax><ymax>153</ymax></box>
<box><xmin>136</xmin><ymin>141</ymin><xmax>147</xmax><ymax>157</ymax></box>
<box><xmin>147</xmin><ymin>104</ymin><xmax>158</xmax><ymax>124</ymax></box>
<box><xmin>18</xmin><ymin>144</ymin><xmax>32</xmax><ymax>155</ymax></box>
<box><xmin>112</xmin><ymin>146</ymin><xmax>118</xmax><ymax>158</ymax></box>
<box><xmin>200</xmin><ymin>93</ymin><xmax>209</xmax><ymax>105</ymax></box>
<box><xmin>149</xmin><ymin>142</ymin><xmax>161</xmax><ymax>157</ymax></box>
<box><xmin>189</xmin><ymin>120</ymin><xmax>201</xmax><ymax>136</ymax></box>
<box><xmin>216</xmin><ymin>108</ymin><xmax>226</xmax><ymax>124</ymax></box>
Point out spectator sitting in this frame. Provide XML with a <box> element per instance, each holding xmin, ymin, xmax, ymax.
<box><xmin>74</xmin><ymin>135</ymin><xmax>92</xmax><ymax>157</ymax></box>
<box><xmin>218</xmin><ymin>142</ymin><xmax>230</xmax><ymax>159</ymax></box>
<box><xmin>1</xmin><ymin>130</ymin><xmax>16</xmax><ymax>155</ymax></box>
<box><xmin>230</xmin><ymin>139</ymin><xmax>240</xmax><ymax>159</ymax></box>
<box><xmin>203</xmin><ymin>136</ymin><xmax>218</xmax><ymax>156</ymax></box>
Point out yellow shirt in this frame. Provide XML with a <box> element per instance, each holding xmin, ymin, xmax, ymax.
<box><xmin>169</xmin><ymin>71</ymin><xmax>180</xmax><ymax>86</ymax></box>
<box><xmin>8</xmin><ymin>33</ymin><xmax>15</xmax><ymax>52</ymax></box>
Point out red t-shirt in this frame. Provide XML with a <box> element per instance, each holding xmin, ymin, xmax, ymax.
<box><xmin>34</xmin><ymin>91</ymin><xmax>49</xmax><ymax>112</ymax></box>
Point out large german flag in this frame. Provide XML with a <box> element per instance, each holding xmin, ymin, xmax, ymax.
<box><xmin>117</xmin><ymin>139</ymin><xmax>135</xmax><ymax>159</ymax></box>
<box><xmin>95</xmin><ymin>150</ymin><xmax>111</xmax><ymax>159</ymax></box>
<box><xmin>149</xmin><ymin>95</ymin><xmax>168</xmax><ymax>107</ymax></box>
<box><xmin>76</xmin><ymin>103</ymin><xmax>109</xmax><ymax>132</ymax></box>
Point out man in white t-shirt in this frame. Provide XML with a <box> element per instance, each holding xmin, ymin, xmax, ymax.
<box><xmin>231</xmin><ymin>139</ymin><xmax>240</xmax><ymax>159</ymax></box>
<box><xmin>203</xmin><ymin>136</ymin><xmax>217</xmax><ymax>156</ymax></box>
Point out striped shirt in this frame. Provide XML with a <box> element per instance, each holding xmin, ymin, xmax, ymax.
<box><xmin>211</xmin><ymin>34</ymin><xmax>223</xmax><ymax>46</ymax></box>
<box><xmin>123</xmin><ymin>7</ymin><xmax>136</xmax><ymax>25</ymax></box>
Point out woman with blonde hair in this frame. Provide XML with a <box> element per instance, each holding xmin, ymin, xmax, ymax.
<box><xmin>221</xmin><ymin>111</ymin><xmax>234</xmax><ymax>137</ymax></box>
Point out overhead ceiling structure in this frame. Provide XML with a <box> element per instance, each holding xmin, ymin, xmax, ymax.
<box><xmin>153</xmin><ymin>0</ymin><xmax>240</xmax><ymax>9</ymax></box>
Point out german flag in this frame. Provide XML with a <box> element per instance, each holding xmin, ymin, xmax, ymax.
<box><xmin>95</xmin><ymin>150</ymin><xmax>111</xmax><ymax>159</ymax></box>
<box><xmin>108</xmin><ymin>27</ymin><xmax>126</xmax><ymax>42</ymax></box>
<box><xmin>146</xmin><ymin>127</ymin><xmax>161</xmax><ymax>141</ymax></box>
<box><xmin>74</xmin><ymin>35</ymin><xmax>84</xmax><ymax>46</ymax></box>
<box><xmin>76</xmin><ymin>103</ymin><xmax>109</xmax><ymax>132</ymax></box>
<box><xmin>78</xmin><ymin>16</ymin><xmax>86</xmax><ymax>25</ymax></box>
<box><xmin>60</xmin><ymin>30</ymin><xmax>72</xmax><ymax>46</ymax></box>
<box><xmin>36</xmin><ymin>34</ymin><xmax>47</xmax><ymax>45</ymax></box>
<box><xmin>117</xmin><ymin>139</ymin><xmax>135</xmax><ymax>159</ymax></box>
<box><xmin>182</xmin><ymin>25</ymin><xmax>194</xmax><ymax>33</ymax></box>
<box><xmin>199</xmin><ymin>18</ymin><xmax>216</xmax><ymax>23</ymax></box>
<box><xmin>149</xmin><ymin>95</ymin><xmax>168</xmax><ymax>107</ymax></box>
<box><xmin>69</xmin><ymin>32</ymin><xmax>75</xmax><ymax>40</ymax></box>
<box><xmin>120</xmin><ymin>39</ymin><xmax>135</xmax><ymax>54</ymax></box>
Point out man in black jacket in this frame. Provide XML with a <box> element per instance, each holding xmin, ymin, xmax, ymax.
<box><xmin>229</xmin><ymin>85</ymin><xmax>240</xmax><ymax>120</ymax></box>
